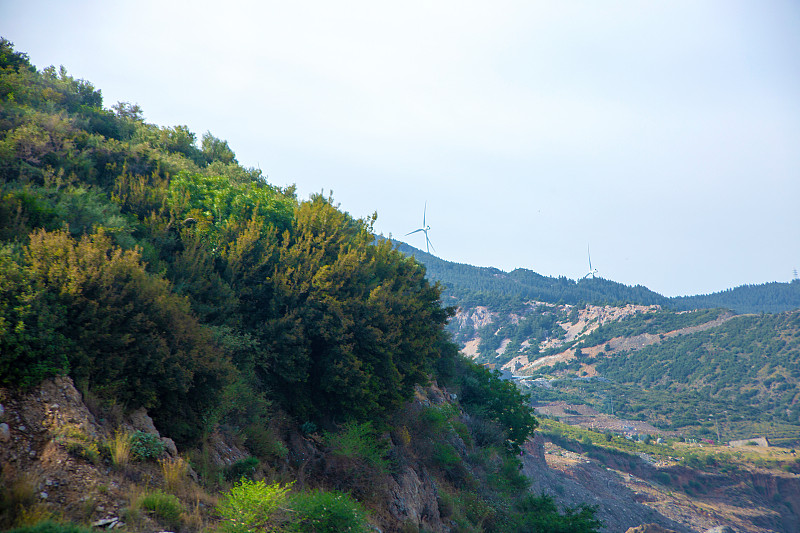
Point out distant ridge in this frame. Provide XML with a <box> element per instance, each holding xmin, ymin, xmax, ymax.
<box><xmin>394</xmin><ymin>241</ymin><xmax>800</xmax><ymax>314</ymax></box>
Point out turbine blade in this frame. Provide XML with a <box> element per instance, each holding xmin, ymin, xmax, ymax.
<box><xmin>406</xmin><ymin>228</ymin><xmax>424</xmax><ymax>236</ymax></box>
<box><xmin>427</xmin><ymin>236</ymin><xmax>435</xmax><ymax>253</ymax></box>
<box><xmin>423</xmin><ymin>201</ymin><xmax>427</xmax><ymax>227</ymax></box>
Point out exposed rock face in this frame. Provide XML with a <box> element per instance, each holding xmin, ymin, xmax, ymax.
<box><xmin>522</xmin><ymin>435</ymin><xmax>693</xmax><ymax>533</ymax></box>
<box><xmin>387</xmin><ymin>465</ymin><xmax>444</xmax><ymax>532</ymax></box>
<box><xmin>124</xmin><ymin>407</ymin><xmax>178</xmax><ymax>458</ymax></box>
<box><xmin>205</xmin><ymin>430</ymin><xmax>250</xmax><ymax>467</ymax></box>
<box><xmin>0</xmin><ymin>377</ymin><xmax>127</xmax><ymax>525</ymax></box>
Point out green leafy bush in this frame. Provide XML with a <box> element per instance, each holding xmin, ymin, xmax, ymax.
<box><xmin>432</xmin><ymin>442</ymin><xmax>461</xmax><ymax>470</ymax></box>
<box><xmin>243</xmin><ymin>424</ymin><xmax>288</xmax><ymax>460</ymax></box>
<box><xmin>130</xmin><ymin>431</ymin><xmax>165</xmax><ymax>461</ymax></box>
<box><xmin>457</xmin><ymin>358</ymin><xmax>538</xmax><ymax>453</ymax></box>
<box><xmin>289</xmin><ymin>490</ymin><xmax>368</xmax><ymax>533</ymax></box>
<box><xmin>139</xmin><ymin>490</ymin><xmax>183</xmax><ymax>529</ymax></box>
<box><xmin>51</xmin><ymin>424</ymin><xmax>100</xmax><ymax>464</ymax></box>
<box><xmin>324</xmin><ymin>421</ymin><xmax>392</xmax><ymax>474</ymax></box>
<box><xmin>514</xmin><ymin>494</ymin><xmax>601</xmax><ymax>532</ymax></box>
<box><xmin>216</xmin><ymin>479</ymin><xmax>291</xmax><ymax>533</ymax></box>
<box><xmin>224</xmin><ymin>457</ymin><xmax>260</xmax><ymax>482</ymax></box>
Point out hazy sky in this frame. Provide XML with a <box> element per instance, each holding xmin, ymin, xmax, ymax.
<box><xmin>4</xmin><ymin>1</ymin><xmax>799</xmax><ymax>297</ymax></box>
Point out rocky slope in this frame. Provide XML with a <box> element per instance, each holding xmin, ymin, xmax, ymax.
<box><xmin>524</xmin><ymin>432</ymin><xmax>800</xmax><ymax>533</ymax></box>
<box><xmin>5</xmin><ymin>376</ymin><xmax>798</xmax><ymax>532</ymax></box>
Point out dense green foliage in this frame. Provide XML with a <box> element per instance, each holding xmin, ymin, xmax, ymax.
<box><xmin>514</xmin><ymin>494</ymin><xmax>601</xmax><ymax>533</ymax></box>
<box><xmin>0</xmin><ymin>40</ymin><xmax>601</xmax><ymax>532</ymax></box>
<box><xmin>455</xmin><ymin>359</ymin><xmax>539</xmax><ymax>452</ymax></box>
<box><xmin>0</xmin><ymin>39</ymin><xmax>451</xmax><ymax>440</ymax></box>
<box><xmin>673</xmin><ymin>279</ymin><xmax>800</xmax><ymax>314</ymax></box>
<box><xmin>521</xmin><ymin>310</ymin><xmax>800</xmax><ymax>442</ymax></box>
<box><xmin>215</xmin><ymin>480</ymin><xmax>369</xmax><ymax>533</ymax></box>
<box><xmin>593</xmin><ymin>311</ymin><xmax>800</xmax><ymax>435</ymax></box>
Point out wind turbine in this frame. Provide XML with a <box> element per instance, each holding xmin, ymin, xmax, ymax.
<box><xmin>406</xmin><ymin>202</ymin><xmax>435</xmax><ymax>254</ymax></box>
<box><xmin>582</xmin><ymin>244</ymin><xmax>598</xmax><ymax>280</ymax></box>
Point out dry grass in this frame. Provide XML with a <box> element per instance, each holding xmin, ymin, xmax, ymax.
<box><xmin>0</xmin><ymin>469</ymin><xmax>42</xmax><ymax>529</ymax></box>
<box><xmin>160</xmin><ymin>456</ymin><xmax>189</xmax><ymax>494</ymax></box>
<box><xmin>110</xmin><ymin>430</ymin><xmax>132</xmax><ymax>470</ymax></box>
<box><xmin>180</xmin><ymin>498</ymin><xmax>208</xmax><ymax>532</ymax></box>
<box><xmin>121</xmin><ymin>484</ymin><xmax>145</xmax><ymax>527</ymax></box>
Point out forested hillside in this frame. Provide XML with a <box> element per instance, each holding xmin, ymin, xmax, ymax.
<box><xmin>395</xmin><ymin>242</ymin><xmax>800</xmax><ymax>314</ymax></box>
<box><xmin>394</xmin><ymin>243</ymin><xmax>800</xmax><ymax>444</ymax></box>
<box><xmin>0</xmin><ymin>39</ymin><xmax>608</xmax><ymax>533</ymax></box>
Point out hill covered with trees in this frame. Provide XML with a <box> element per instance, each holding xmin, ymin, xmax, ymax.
<box><xmin>394</xmin><ymin>242</ymin><xmax>800</xmax><ymax>314</ymax></box>
<box><xmin>397</xmin><ymin>242</ymin><xmax>800</xmax><ymax>445</ymax></box>
<box><xmin>0</xmin><ymin>39</ymin><xmax>609</xmax><ymax>532</ymax></box>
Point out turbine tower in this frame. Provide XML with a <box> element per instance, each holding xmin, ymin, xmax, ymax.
<box><xmin>406</xmin><ymin>202</ymin><xmax>435</xmax><ymax>254</ymax></box>
<box><xmin>582</xmin><ymin>244</ymin><xmax>598</xmax><ymax>280</ymax></box>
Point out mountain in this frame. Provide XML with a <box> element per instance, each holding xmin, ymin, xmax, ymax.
<box><xmin>394</xmin><ymin>241</ymin><xmax>800</xmax><ymax>444</ymax></box>
<box><xmin>393</xmin><ymin>246</ymin><xmax>800</xmax><ymax>531</ymax></box>
<box><xmin>393</xmin><ymin>241</ymin><xmax>800</xmax><ymax>314</ymax></box>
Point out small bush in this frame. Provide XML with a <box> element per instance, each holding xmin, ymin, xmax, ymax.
<box><xmin>139</xmin><ymin>490</ymin><xmax>183</xmax><ymax>530</ymax></box>
<box><xmin>653</xmin><ymin>471</ymin><xmax>672</xmax><ymax>486</ymax></box>
<box><xmin>419</xmin><ymin>404</ymin><xmax>458</xmax><ymax>434</ymax></box>
<box><xmin>392</xmin><ymin>425</ymin><xmax>411</xmax><ymax>447</ymax></box>
<box><xmin>488</xmin><ymin>456</ymin><xmax>530</xmax><ymax>496</ymax></box>
<box><xmin>217</xmin><ymin>479</ymin><xmax>291</xmax><ymax>533</ymax></box>
<box><xmin>53</xmin><ymin>424</ymin><xmax>100</xmax><ymax>464</ymax></box>
<box><xmin>300</xmin><ymin>421</ymin><xmax>318</xmax><ymax>435</ymax></box>
<box><xmin>432</xmin><ymin>442</ymin><xmax>461</xmax><ymax>470</ymax></box>
<box><xmin>290</xmin><ymin>489</ymin><xmax>368</xmax><ymax>533</ymax></box>
<box><xmin>437</xmin><ymin>490</ymin><xmax>455</xmax><ymax>519</ymax></box>
<box><xmin>224</xmin><ymin>457</ymin><xmax>260</xmax><ymax>482</ymax></box>
<box><xmin>244</xmin><ymin>424</ymin><xmax>288</xmax><ymax>460</ymax></box>
<box><xmin>130</xmin><ymin>431</ymin><xmax>165</xmax><ymax>461</ymax></box>
<box><xmin>451</xmin><ymin>420</ymin><xmax>473</xmax><ymax>448</ymax></box>
<box><xmin>324</xmin><ymin>421</ymin><xmax>391</xmax><ymax>474</ymax></box>
<box><xmin>467</xmin><ymin>417</ymin><xmax>505</xmax><ymax>448</ymax></box>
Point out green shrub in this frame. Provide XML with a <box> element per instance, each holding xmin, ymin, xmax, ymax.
<box><xmin>653</xmin><ymin>471</ymin><xmax>671</xmax><ymax>486</ymax></box>
<box><xmin>139</xmin><ymin>490</ymin><xmax>183</xmax><ymax>529</ymax></box>
<box><xmin>451</xmin><ymin>419</ymin><xmax>473</xmax><ymax>448</ymax></box>
<box><xmin>130</xmin><ymin>431</ymin><xmax>165</xmax><ymax>461</ymax></box>
<box><xmin>224</xmin><ymin>457</ymin><xmax>260</xmax><ymax>482</ymax></box>
<box><xmin>244</xmin><ymin>424</ymin><xmax>288</xmax><ymax>460</ymax></box>
<box><xmin>488</xmin><ymin>456</ymin><xmax>530</xmax><ymax>496</ymax></box>
<box><xmin>324</xmin><ymin>421</ymin><xmax>391</xmax><ymax>474</ymax></box>
<box><xmin>419</xmin><ymin>404</ymin><xmax>458</xmax><ymax>434</ymax></box>
<box><xmin>53</xmin><ymin>424</ymin><xmax>100</xmax><ymax>464</ymax></box>
<box><xmin>432</xmin><ymin>442</ymin><xmax>461</xmax><ymax>470</ymax></box>
<box><xmin>515</xmin><ymin>494</ymin><xmax>601</xmax><ymax>532</ymax></box>
<box><xmin>216</xmin><ymin>479</ymin><xmax>291</xmax><ymax>533</ymax></box>
<box><xmin>289</xmin><ymin>490</ymin><xmax>368</xmax><ymax>533</ymax></box>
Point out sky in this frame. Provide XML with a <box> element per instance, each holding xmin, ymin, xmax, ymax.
<box><xmin>4</xmin><ymin>0</ymin><xmax>799</xmax><ymax>297</ymax></box>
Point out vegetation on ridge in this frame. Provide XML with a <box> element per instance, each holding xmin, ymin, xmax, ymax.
<box><xmin>0</xmin><ymin>38</ymin><xmax>599</xmax><ymax>532</ymax></box>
